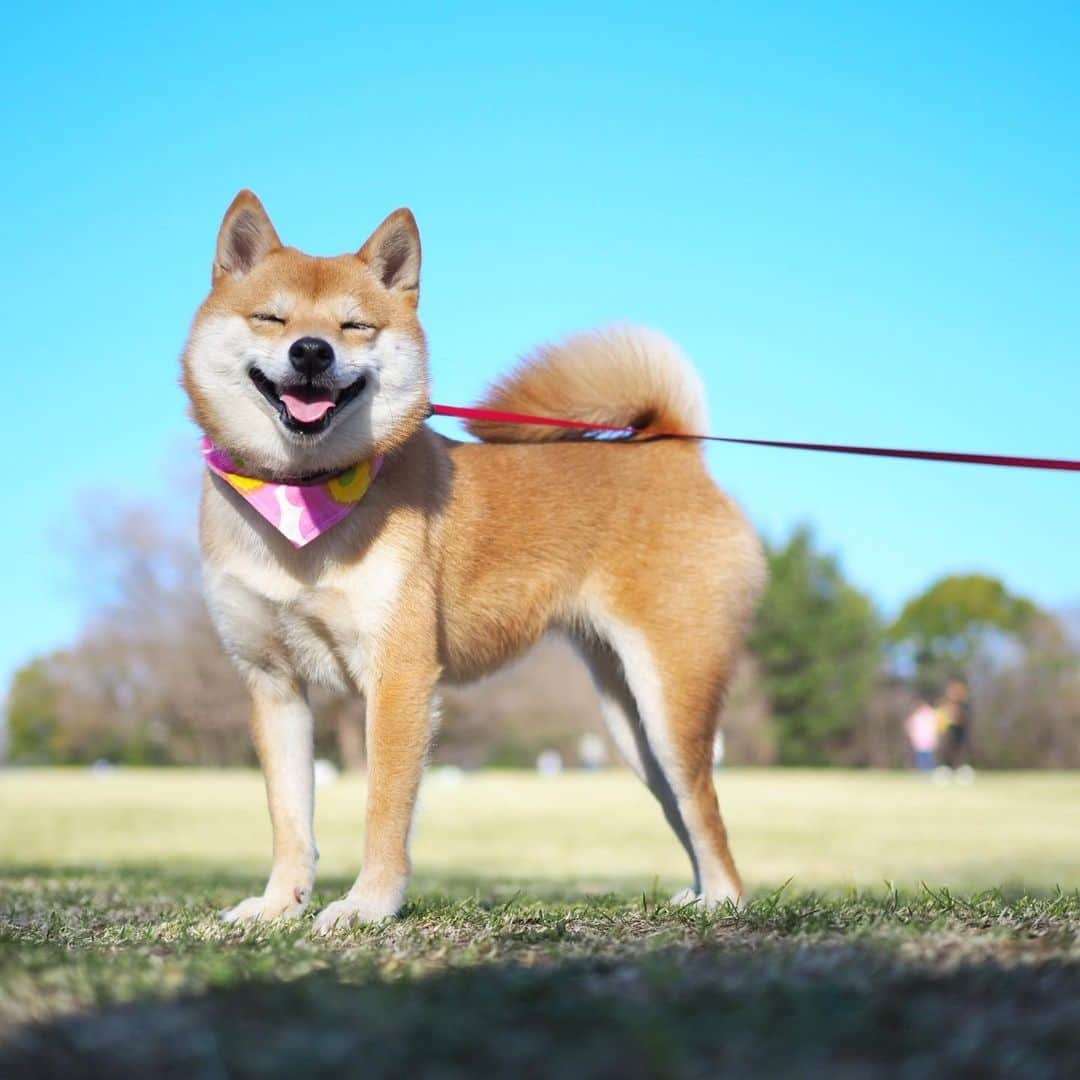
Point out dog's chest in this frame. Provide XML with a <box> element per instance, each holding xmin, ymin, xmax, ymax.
<box><xmin>206</xmin><ymin>544</ymin><xmax>404</xmax><ymax>692</ymax></box>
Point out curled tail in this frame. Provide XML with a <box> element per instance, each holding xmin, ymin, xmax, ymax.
<box><xmin>465</xmin><ymin>325</ymin><xmax>708</xmax><ymax>443</ymax></box>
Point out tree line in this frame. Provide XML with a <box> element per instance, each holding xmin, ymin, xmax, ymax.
<box><xmin>6</xmin><ymin>490</ymin><xmax>1079</xmax><ymax>769</ymax></box>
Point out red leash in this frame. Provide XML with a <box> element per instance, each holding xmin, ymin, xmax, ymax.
<box><xmin>430</xmin><ymin>404</ymin><xmax>1080</xmax><ymax>473</ymax></box>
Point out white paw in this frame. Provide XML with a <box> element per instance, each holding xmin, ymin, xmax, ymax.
<box><xmin>312</xmin><ymin>887</ymin><xmax>403</xmax><ymax>935</ymax></box>
<box><xmin>670</xmin><ymin>887</ymin><xmax>701</xmax><ymax>908</ymax></box>
<box><xmin>220</xmin><ymin>891</ymin><xmax>308</xmax><ymax>925</ymax></box>
<box><xmin>669</xmin><ymin>886</ymin><xmax>743</xmax><ymax>911</ymax></box>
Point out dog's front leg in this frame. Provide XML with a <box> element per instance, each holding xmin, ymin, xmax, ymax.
<box><xmin>313</xmin><ymin>659</ymin><xmax>436</xmax><ymax>933</ymax></box>
<box><xmin>222</xmin><ymin>680</ymin><xmax>316</xmax><ymax>924</ymax></box>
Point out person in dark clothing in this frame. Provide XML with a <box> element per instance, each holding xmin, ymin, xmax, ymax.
<box><xmin>941</xmin><ymin>678</ymin><xmax>973</xmax><ymax>774</ymax></box>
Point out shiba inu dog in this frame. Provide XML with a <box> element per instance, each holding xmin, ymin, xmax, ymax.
<box><xmin>181</xmin><ymin>191</ymin><xmax>765</xmax><ymax>931</ymax></box>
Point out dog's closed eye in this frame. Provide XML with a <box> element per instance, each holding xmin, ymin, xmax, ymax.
<box><xmin>251</xmin><ymin>312</ymin><xmax>286</xmax><ymax>325</ymax></box>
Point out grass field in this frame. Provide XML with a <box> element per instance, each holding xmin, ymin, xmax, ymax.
<box><xmin>2</xmin><ymin>767</ymin><xmax>1079</xmax><ymax>1076</ymax></box>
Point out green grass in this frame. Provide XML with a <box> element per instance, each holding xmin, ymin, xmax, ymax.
<box><xmin>2</xmin><ymin>768</ymin><xmax>1080</xmax><ymax>1076</ymax></box>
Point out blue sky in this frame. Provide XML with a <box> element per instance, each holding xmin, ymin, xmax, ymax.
<box><xmin>3</xmin><ymin>2</ymin><xmax>1078</xmax><ymax>686</ymax></box>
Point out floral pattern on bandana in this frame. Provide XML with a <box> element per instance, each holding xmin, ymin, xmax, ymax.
<box><xmin>201</xmin><ymin>437</ymin><xmax>383</xmax><ymax>547</ymax></box>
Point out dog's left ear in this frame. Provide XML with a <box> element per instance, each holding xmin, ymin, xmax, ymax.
<box><xmin>213</xmin><ymin>190</ymin><xmax>282</xmax><ymax>282</ymax></box>
<box><xmin>358</xmin><ymin>209</ymin><xmax>421</xmax><ymax>300</ymax></box>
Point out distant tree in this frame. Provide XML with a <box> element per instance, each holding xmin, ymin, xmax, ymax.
<box><xmin>719</xmin><ymin>655</ymin><xmax>777</xmax><ymax>766</ymax></box>
<box><xmin>749</xmin><ymin>526</ymin><xmax>883</xmax><ymax>765</ymax></box>
<box><xmin>6</xmin><ymin>659</ymin><xmax>62</xmax><ymax>763</ymax></box>
<box><xmin>889</xmin><ymin>574</ymin><xmax>1039</xmax><ymax>693</ymax></box>
<box><xmin>975</xmin><ymin>614</ymin><xmax>1080</xmax><ymax>768</ymax></box>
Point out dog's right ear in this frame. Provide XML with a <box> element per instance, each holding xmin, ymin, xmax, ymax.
<box><xmin>213</xmin><ymin>190</ymin><xmax>282</xmax><ymax>282</ymax></box>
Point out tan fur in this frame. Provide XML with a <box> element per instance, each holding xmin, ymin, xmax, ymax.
<box><xmin>465</xmin><ymin>325</ymin><xmax>708</xmax><ymax>441</ymax></box>
<box><xmin>183</xmin><ymin>192</ymin><xmax>766</xmax><ymax>930</ymax></box>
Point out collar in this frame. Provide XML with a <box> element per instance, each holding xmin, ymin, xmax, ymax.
<box><xmin>202</xmin><ymin>437</ymin><xmax>384</xmax><ymax>548</ymax></box>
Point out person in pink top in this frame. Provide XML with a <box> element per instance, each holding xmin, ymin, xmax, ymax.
<box><xmin>904</xmin><ymin>700</ymin><xmax>939</xmax><ymax>772</ymax></box>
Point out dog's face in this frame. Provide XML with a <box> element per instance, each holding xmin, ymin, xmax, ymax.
<box><xmin>183</xmin><ymin>191</ymin><xmax>429</xmax><ymax>477</ymax></box>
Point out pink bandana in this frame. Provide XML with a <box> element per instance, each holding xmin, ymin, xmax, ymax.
<box><xmin>202</xmin><ymin>437</ymin><xmax>384</xmax><ymax>547</ymax></box>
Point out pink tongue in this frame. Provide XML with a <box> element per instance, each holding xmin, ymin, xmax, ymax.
<box><xmin>279</xmin><ymin>393</ymin><xmax>336</xmax><ymax>423</ymax></box>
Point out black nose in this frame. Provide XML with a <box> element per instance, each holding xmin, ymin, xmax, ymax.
<box><xmin>288</xmin><ymin>336</ymin><xmax>334</xmax><ymax>378</ymax></box>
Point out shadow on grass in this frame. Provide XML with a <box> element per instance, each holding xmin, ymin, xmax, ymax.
<box><xmin>3</xmin><ymin>866</ymin><xmax>1080</xmax><ymax>1076</ymax></box>
<box><xmin>4</xmin><ymin>940</ymin><xmax>1080</xmax><ymax>1078</ymax></box>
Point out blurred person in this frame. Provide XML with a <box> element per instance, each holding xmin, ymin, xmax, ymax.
<box><xmin>904</xmin><ymin>699</ymin><xmax>939</xmax><ymax>773</ymax></box>
<box><xmin>941</xmin><ymin>678</ymin><xmax>975</xmax><ymax>782</ymax></box>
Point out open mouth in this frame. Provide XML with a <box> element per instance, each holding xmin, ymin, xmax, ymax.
<box><xmin>248</xmin><ymin>367</ymin><xmax>368</xmax><ymax>435</ymax></box>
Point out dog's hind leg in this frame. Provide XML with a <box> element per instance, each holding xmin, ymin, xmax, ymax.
<box><xmin>578</xmin><ymin>617</ymin><xmax>743</xmax><ymax>908</ymax></box>
<box><xmin>574</xmin><ymin>636</ymin><xmax>702</xmax><ymax>894</ymax></box>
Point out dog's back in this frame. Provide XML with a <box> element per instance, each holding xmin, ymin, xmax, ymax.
<box><xmin>434</xmin><ymin>325</ymin><xmax>764</xmax><ymax>687</ymax></box>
